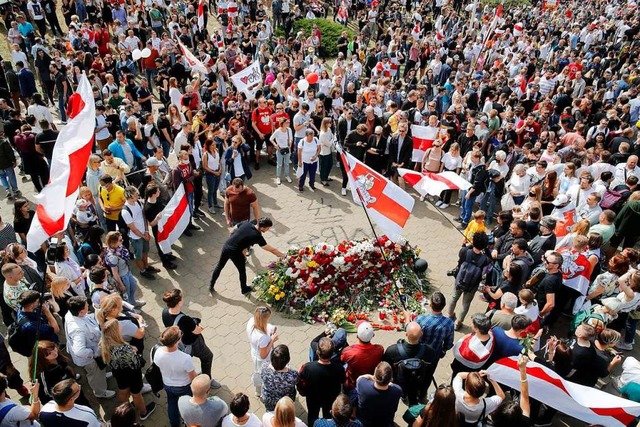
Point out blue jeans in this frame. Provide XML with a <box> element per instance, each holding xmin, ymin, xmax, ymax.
<box><xmin>625</xmin><ymin>316</ymin><xmax>638</xmax><ymax>344</ymax></box>
<box><xmin>57</xmin><ymin>92</ymin><xmax>67</xmax><ymax>122</ymax></box>
<box><xmin>0</xmin><ymin>167</ymin><xmax>19</xmax><ymax>193</ymax></box>
<box><xmin>205</xmin><ymin>172</ymin><xmax>221</xmax><ymax>208</ymax></box>
<box><xmin>298</xmin><ymin>161</ymin><xmax>318</xmax><ymax>189</ymax></box>
<box><xmin>276</xmin><ymin>149</ymin><xmax>291</xmax><ymax>179</ymax></box>
<box><xmin>120</xmin><ymin>271</ymin><xmax>139</xmax><ymax>303</ymax></box>
<box><xmin>186</xmin><ymin>192</ymin><xmax>194</xmax><ymax>213</ymax></box>
<box><xmin>479</xmin><ymin>189</ymin><xmax>496</xmax><ymax>223</ymax></box>
<box><xmin>164</xmin><ymin>384</ymin><xmax>192</xmax><ymax>427</ymax></box>
<box><xmin>460</xmin><ymin>191</ymin><xmax>477</xmax><ymax>224</ymax></box>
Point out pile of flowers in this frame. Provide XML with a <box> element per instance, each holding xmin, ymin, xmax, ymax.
<box><xmin>254</xmin><ymin>235</ymin><xmax>429</xmax><ymax>324</ymax></box>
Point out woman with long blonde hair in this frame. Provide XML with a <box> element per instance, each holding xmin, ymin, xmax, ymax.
<box><xmin>99</xmin><ymin>319</ymin><xmax>155</xmax><ymax>420</ymax></box>
<box><xmin>246</xmin><ymin>306</ymin><xmax>279</xmax><ymax>396</ymax></box>
<box><xmin>262</xmin><ymin>396</ymin><xmax>306</xmax><ymax>427</ymax></box>
<box><xmin>98</xmin><ymin>293</ymin><xmax>146</xmax><ymax>354</ymax></box>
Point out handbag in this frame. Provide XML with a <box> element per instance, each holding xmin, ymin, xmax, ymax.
<box><xmin>280</xmin><ymin>147</ymin><xmax>290</xmax><ymax>155</ymax></box>
<box><xmin>500</xmin><ymin>192</ymin><xmax>516</xmax><ymax>211</ymax></box>
<box><xmin>296</xmin><ymin>166</ymin><xmax>304</xmax><ymax>179</ymax></box>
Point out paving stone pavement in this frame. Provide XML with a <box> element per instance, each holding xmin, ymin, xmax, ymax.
<box><xmin>0</xmin><ymin>164</ymin><xmax>589</xmax><ymax>427</ymax></box>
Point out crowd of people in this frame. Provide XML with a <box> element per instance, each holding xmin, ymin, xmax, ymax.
<box><xmin>1</xmin><ymin>0</ymin><xmax>640</xmax><ymax>424</ymax></box>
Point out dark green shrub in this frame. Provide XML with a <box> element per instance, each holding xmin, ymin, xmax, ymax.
<box><xmin>276</xmin><ymin>18</ymin><xmax>355</xmax><ymax>57</ymax></box>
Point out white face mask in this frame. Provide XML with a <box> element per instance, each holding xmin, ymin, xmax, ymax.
<box><xmin>181</xmin><ymin>159</ymin><xmax>190</xmax><ymax>165</ymax></box>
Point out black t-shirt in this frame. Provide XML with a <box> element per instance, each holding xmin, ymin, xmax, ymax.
<box><xmin>35</xmin><ymin>129</ymin><xmax>58</xmax><ymax>159</ymax></box>
<box><xmin>157</xmin><ymin>117</ymin><xmax>171</xmax><ymax>142</ymax></box>
<box><xmin>13</xmin><ymin>210</ymin><xmax>35</xmax><ymax>235</ymax></box>
<box><xmin>53</xmin><ymin>71</ymin><xmax>66</xmax><ymax>93</ymax></box>
<box><xmin>144</xmin><ymin>199</ymin><xmax>165</xmax><ymax>234</ymax></box>
<box><xmin>223</xmin><ymin>221</ymin><xmax>267</xmax><ymax>252</ymax></box>
<box><xmin>299</xmin><ymin>360</ymin><xmax>345</xmax><ymax>400</ymax></box>
<box><xmin>161</xmin><ymin>308</ymin><xmax>199</xmax><ymax>345</ymax></box>
<box><xmin>536</xmin><ymin>271</ymin><xmax>562</xmax><ymax>310</ymax></box>
<box><xmin>568</xmin><ymin>342</ymin><xmax>606</xmax><ymax>387</ymax></box>
<box><xmin>136</xmin><ymin>87</ymin><xmax>152</xmax><ymax>112</ymax></box>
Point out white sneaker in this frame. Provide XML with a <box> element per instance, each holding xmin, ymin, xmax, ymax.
<box><xmin>94</xmin><ymin>390</ymin><xmax>116</xmax><ymax>399</ymax></box>
<box><xmin>141</xmin><ymin>383</ymin><xmax>153</xmax><ymax>394</ymax></box>
<box><xmin>276</xmin><ymin>178</ymin><xmax>281</xmax><ymax>185</ymax></box>
<box><xmin>286</xmin><ymin>176</ymin><xmax>292</xmax><ymax>183</ymax></box>
<box><xmin>208</xmin><ymin>207</ymin><xmax>216</xmax><ymax>214</ymax></box>
<box><xmin>341</xmin><ymin>188</ymin><xmax>347</xmax><ymax>196</ymax></box>
<box><xmin>435</xmin><ymin>201</ymin><xmax>443</xmax><ymax>207</ymax></box>
<box><xmin>440</xmin><ymin>203</ymin><xmax>449</xmax><ymax>209</ymax></box>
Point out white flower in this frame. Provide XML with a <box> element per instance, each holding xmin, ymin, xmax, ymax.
<box><xmin>285</xmin><ymin>267</ymin><xmax>299</xmax><ymax>278</ymax></box>
<box><xmin>332</xmin><ymin>256</ymin><xmax>346</xmax><ymax>267</ymax></box>
<box><xmin>396</xmin><ymin>236</ymin><xmax>407</xmax><ymax>246</ymax></box>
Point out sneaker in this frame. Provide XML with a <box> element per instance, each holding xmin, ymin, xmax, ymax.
<box><xmin>309</xmin><ymin>186</ymin><xmax>316</xmax><ymax>192</ymax></box>
<box><xmin>140</xmin><ymin>270</ymin><xmax>156</xmax><ymax>279</ymax></box>
<box><xmin>183</xmin><ymin>229</ymin><xmax>193</xmax><ymax>237</ymax></box>
<box><xmin>276</xmin><ymin>178</ymin><xmax>281</xmax><ymax>185</ymax></box>
<box><xmin>616</xmin><ymin>341</ymin><xmax>633</xmax><ymax>351</ymax></box>
<box><xmin>162</xmin><ymin>261</ymin><xmax>178</xmax><ymax>270</ymax></box>
<box><xmin>322</xmin><ymin>181</ymin><xmax>330</xmax><ymax>187</ymax></box>
<box><xmin>208</xmin><ymin>206</ymin><xmax>216</xmax><ymax>214</ymax></box>
<box><xmin>341</xmin><ymin>188</ymin><xmax>347</xmax><ymax>196</ymax></box>
<box><xmin>298</xmin><ymin>187</ymin><xmax>304</xmax><ymax>192</ymax></box>
<box><xmin>285</xmin><ymin>176</ymin><xmax>292</xmax><ymax>183</ymax></box>
<box><xmin>141</xmin><ymin>383</ymin><xmax>153</xmax><ymax>394</ymax></box>
<box><xmin>133</xmin><ymin>300</ymin><xmax>146</xmax><ymax>307</ymax></box>
<box><xmin>210</xmin><ymin>379</ymin><xmax>222</xmax><ymax>389</ymax></box>
<box><xmin>241</xmin><ymin>286</ymin><xmax>254</xmax><ymax>294</ymax></box>
<box><xmin>454</xmin><ymin>321</ymin><xmax>463</xmax><ymax>331</ymax></box>
<box><xmin>94</xmin><ymin>390</ymin><xmax>116</xmax><ymax>399</ymax></box>
<box><xmin>140</xmin><ymin>402</ymin><xmax>157</xmax><ymax>421</ymax></box>
<box><xmin>166</xmin><ymin>254</ymin><xmax>177</xmax><ymax>261</ymax></box>
<box><xmin>454</xmin><ymin>217</ymin><xmax>463</xmax><ymax>223</ymax></box>
<box><xmin>440</xmin><ymin>203</ymin><xmax>449</xmax><ymax>209</ymax></box>
<box><xmin>435</xmin><ymin>201</ymin><xmax>443</xmax><ymax>207</ymax></box>
<box><xmin>188</xmin><ymin>224</ymin><xmax>201</xmax><ymax>231</ymax></box>
<box><xmin>146</xmin><ymin>266</ymin><xmax>161</xmax><ymax>273</ymax></box>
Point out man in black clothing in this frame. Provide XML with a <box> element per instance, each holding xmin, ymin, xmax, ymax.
<box><xmin>528</xmin><ymin>216</ymin><xmax>557</xmax><ymax>265</ymax></box>
<box><xmin>143</xmin><ymin>184</ymin><xmax>177</xmax><ymax>270</ymax></box>
<box><xmin>383</xmin><ymin>321</ymin><xmax>436</xmax><ymax>405</ymax></box>
<box><xmin>536</xmin><ymin>251</ymin><xmax>564</xmax><ymax>327</ymax></box>
<box><xmin>344</xmin><ymin>124</ymin><xmax>369</xmax><ymax>161</ymax></box>
<box><xmin>209</xmin><ymin>217</ymin><xmax>284</xmax><ymax>294</ymax></box>
<box><xmin>298</xmin><ymin>337</ymin><xmax>346</xmax><ymax>426</ymax></box>
<box><xmin>35</xmin><ymin>120</ymin><xmax>58</xmax><ymax>165</ymax></box>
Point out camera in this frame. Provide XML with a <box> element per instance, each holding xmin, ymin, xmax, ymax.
<box><xmin>45</xmin><ymin>238</ymin><xmax>59</xmax><ymax>266</ymax></box>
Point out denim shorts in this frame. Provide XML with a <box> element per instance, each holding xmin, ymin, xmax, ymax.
<box><xmin>130</xmin><ymin>238</ymin><xmax>150</xmax><ymax>259</ymax></box>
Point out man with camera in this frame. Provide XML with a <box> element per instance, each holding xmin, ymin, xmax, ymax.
<box><xmin>14</xmin><ymin>290</ymin><xmax>60</xmax><ymax>355</ymax></box>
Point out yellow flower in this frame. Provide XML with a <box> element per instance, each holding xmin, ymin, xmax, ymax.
<box><xmin>275</xmin><ymin>294</ymin><xmax>282</xmax><ymax>301</ymax></box>
<box><xmin>279</xmin><ymin>292</ymin><xmax>285</xmax><ymax>299</ymax></box>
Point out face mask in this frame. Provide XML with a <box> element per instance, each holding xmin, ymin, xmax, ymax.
<box><xmin>181</xmin><ymin>159</ymin><xmax>190</xmax><ymax>165</ymax></box>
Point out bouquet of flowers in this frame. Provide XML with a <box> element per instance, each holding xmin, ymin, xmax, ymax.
<box><xmin>253</xmin><ymin>235</ymin><xmax>429</xmax><ymax>323</ymax></box>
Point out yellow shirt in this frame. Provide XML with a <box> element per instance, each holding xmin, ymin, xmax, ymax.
<box><xmin>463</xmin><ymin>220</ymin><xmax>486</xmax><ymax>243</ymax></box>
<box><xmin>99</xmin><ymin>184</ymin><xmax>126</xmax><ymax>220</ymax></box>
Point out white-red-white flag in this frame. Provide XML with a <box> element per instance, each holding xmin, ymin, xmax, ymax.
<box><xmin>157</xmin><ymin>184</ymin><xmax>191</xmax><ymax>254</ymax></box>
<box><xmin>27</xmin><ymin>74</ymin><xmax>95</xmax><ymax>252</ymax></box>
<box><xmin>398</xmin><ymin>169</ymin><xmax>472</xmax><ymax>197</ymax></box>
<box><xmin>217</xmin><ymin>0</ymin><xmax>227</xmax><ymax>14</ymax></box>
<box><xmin>488</xmin><ymin>357</ymin><xmax>640</xmax><ymax>427</ymax></box>
<box><xmin>557</xmin><ymin>247</ymin><xmax>592</xmax><ymax>295</ymax></box>
<box><xmin>434</xmin><ymin>15</ymin><xmax>444</xmax><ymax>41</ymax></box>
<box><xmin>341</xmin><ymin>151</ymin><xmax>414</xmax><ymax>242</ymax></box>
<box><xmin>177</xmin><ymin>40</ymin><xmax>208</xmax><ymax>75</ymax></box>
<box><xmin>410</xmin><ymin>124</ymin><xmax>438</xmax><ymax>162</ymax></box>
<box><xmin>197</xmin><ymin>0</ymin><xmax>205</xmax><ymax>30</ymax></box>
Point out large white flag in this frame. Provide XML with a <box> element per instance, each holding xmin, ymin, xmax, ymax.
<box><xmin>229</xmin><ymin>61</ymin><xmax>263</xmax><ymax>100</ymax></box>
<box><xmin>27</xmin><ymin>74</ymin><xmax>95</xmax><ymax>252</ymax></box>
<box><xmin>177</xmin><ymin>40</ymin><xmax>208</xmax><ymax>75</ymax></box>
<box><xmin>341</xmin><ymin>151</ymin><xmax>414</xmax><ymax>242</ymax></box>
<box><xmin>157</xmin><ymin>184</ymin><xmax>191</xmax><ymax>254</ymax></box>
<box><xmin>488</xmin><ymin>357</ymin><xmax>640</xmax><ymax>427</ymax></box>
<box><xmin>398</xmin><ymin>169</ymin><xmax>472</xmax><ymax>197</ymax></box>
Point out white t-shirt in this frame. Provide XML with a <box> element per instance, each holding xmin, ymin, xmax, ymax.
<box><xmin>121</xmin><ymin>201</ymin><xmax>146</xmax><ymax>240</ymax></box>
<box><xmin>153</xmin><ymin>347</ymin><xmax>195</xmax><ymax>387</ymax></box>
<box><xmin>144</xmin><ymin>123</ymin><xmax>161</xmax><ymax>151</ymax></box>
<box><xmin>270</xmin><ymin>128</ymin><xmax>292</xmax><ymax>149</ymax></box>
<box><xmin>221</xmin><ymin>413</ymin><xmax>263</xmax><ymax>427</ymax></box>
<box><xmin>298</xmin><ymin>138</ymin><xmax>319</xmax><ymax>164</ymax></box>
<box><xmin>39</xmin><ymin>402</ymin><xmax>100</xmax><ymax>427</ymax></box>
<box><xmin>0</xmin><ymin>400</ymin><xmax>40</xmax><ymax>427</ymax></box>
<box><xmin>246</xmin><ymin>318</ymin><xmax>272</xmax><ymax>362</ymax></box>
<box><xmin>95</xmin><ymin>114</ymin><xmax>112</xmax><ymax>140</ymax></box>
<box><xmin>442</xmin><ymin>152</ymin><xmax>462</xmax><ymax>171</ymax></box>
<box><xmin>515</xmin><ymin>303</ymin><xmax>539</xmax><ymax>321</ymax></box>
<box><xmin>263</xmin><ymin>412</ymin><xmax>307</xmax><ymax>427</ymax></box>
<box><xmin>453</xmin><ymin>376</ymin><xmax>503</xmax><ymax>422</ymax></box>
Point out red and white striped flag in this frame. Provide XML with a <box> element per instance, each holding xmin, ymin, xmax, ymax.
<box><xmin>217</xmin><ymin>0</ymin><xmax>227</xmax><ymax>14</ymax></box>
<box><xmin>453</xmin><ymin>331</ymin><xmax>495</xmax><ymax>369</ymax></box>
<box><xmin>27</xmin><ymin>74</ymin><xmax>95</xmax><ymax>252</ymax></box>
<box><xmin>157</xmin><ymin>184</ymin><xmax>191</xmax><ymax>254</ymax></box>
<box><xmin>341</xmin><ymin>151</ymin><xmax>414</xmax><ymax>242</ymax></box>
<box><xmin>227</xmin><ymin>0</ymin><xmax>238</xmax><ymax>17</ymax></box>
<box><xmin>410</xmin><ymin>124</ymin><xmax>438</xmax><ymax>162</ymax></box>
<box><xmin>398</xmin><ymin>169</ymin><xmax>472</xmax><ymax>197</ymax></box>
<box><xmin>488</xmin><ymin>357</ymin><xmax>640</xmax><ymax>427</ymax></box>
<box><xmin>411</xmin><ymin>22</ymin><xmax>421</xmax><ymax>41</ymax></box>
<box><xmin>434</xmin><ymin>15</ymin><xmax>444</xmax><ymax>42</ymax></box>
<box><xmin>557</xmin><ymin>247</ymin><xmax>592</xmax><ymax>295</ymax></box>
<box><xmin>177</xmin><ymin>39</ymin><xmax>208</xmax><ymax>75</ymax></box>
<box><xmin>197</xmin><ymin>0</ymin><xmax>205</xmax><ymax>30</ymax></box>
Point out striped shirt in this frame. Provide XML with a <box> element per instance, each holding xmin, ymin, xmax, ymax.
<box><xmin>415</xmin><ymin>313</ymin><xmax>455</xmax><ymax>358</ymax></box>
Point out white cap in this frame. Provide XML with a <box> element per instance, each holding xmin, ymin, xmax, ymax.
<box><xmin>357</xmin><ymin>321</ymin><xmax>375</xmax><ymax>343</ymax></box>
<box><xmin>552</xmin><ymin>194</ymin><xmax>569</xmax><ymax>206</ymax></box>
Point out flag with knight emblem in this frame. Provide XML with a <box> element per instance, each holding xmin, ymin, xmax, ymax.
<box><xmin>341</xmin><ymin>151</ymin><xmax>414</xmax><ymax>242</ymax></box>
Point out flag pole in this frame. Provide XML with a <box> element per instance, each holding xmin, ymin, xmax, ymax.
<box><xmin>339</xmin><ymin>147</ymin><xmax>409</xmax><ymax>310</ymax></box>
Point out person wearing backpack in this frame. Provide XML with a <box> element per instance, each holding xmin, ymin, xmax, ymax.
<box><xmin>453</xmin><ymin>371</ymin><xmax>505</xmax><ymax>427</ymax></box>
<box><xmin>121</xmin><ymin>185</ymin><xmax>160</xmax><ymax>280</ymax></box>
<box><xmin>383</xmin><ymin>322</ymin><xmax>436</xmax><ymax>406</ymax></box>
<box><xmin>12</xmin><ymin>290</ymin><xmax>59</xmax><ymax>357</ymax></box>
<box><xmin>448</xmin><ymin>233</ymin><xmax>491</xmax><ymax>331</ymax></box>
<box><xmin>0</xmin><ymin>373</ymin><xmax>41</xmax><ymax>427</ymax></box>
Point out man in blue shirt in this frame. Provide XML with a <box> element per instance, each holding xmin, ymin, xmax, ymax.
<box><xmin>485</xmin><ymin>314</ymin><xmax>531</xmax><ymax>366</ymax></box>
<box><xmin>415</xmin><ymin>291</ymin><xmax>455</xmax><ymax>363</ymax></box>
<box><xmin>16</xmin><ymin>290</ymin><xmax>60</xmax><ymax>355</ymax></box>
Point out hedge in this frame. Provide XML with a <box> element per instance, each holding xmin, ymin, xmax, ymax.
<box><xmin>276</xmin><ymin>18</ymin><xmax>356</xmax><ymax>58</ymax></box>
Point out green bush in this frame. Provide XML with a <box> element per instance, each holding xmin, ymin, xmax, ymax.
<box><xmin>276</xmin><ymin>18</ymin><xmax>355</xmax><ymax>58</ymax></box>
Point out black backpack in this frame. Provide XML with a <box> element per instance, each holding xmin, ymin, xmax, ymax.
<box><xmin>455</xmin><ymin>249</ymin><xmax>489</xmax><ymax>292</ymax></box>
<box><xmin>7</xmin><ymin>316</ymin><xmax>36</xmax><ymax>357</ymax></box>
<box><xmin>144</xmin><ymin>344</ymin><xmax>164</xmax><ymax>395</ymax></box>
<box><xmin>395</xmin><ymin>343</ymin><xmax>433</xmax><ymax>403</ymax></box>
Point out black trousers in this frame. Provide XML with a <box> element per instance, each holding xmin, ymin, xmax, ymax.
<box><xmin>210</xmin><ymin>249</ymin><xmax>247</xmax><ymax>289</ymax></box>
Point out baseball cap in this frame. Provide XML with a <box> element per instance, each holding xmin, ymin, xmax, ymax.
<box><xmin>356</xmin><ymin>321</ymin><xmax>375</xmax><ymax>343</ymax></box>
<box><xmin>146</xmin><ymin>157</ymin><xmax>162</xmax><ymax>167</ymax></box>
<box><xmin>480</xmin><ymin>116</ymin><xmax>488</xmax><ymax>123</ymax></box>
<box><xmin>540</xmin><ymin>216</ymin><xmax>557</xmax><ymax>229</ymax></box>
<box><xmin>552</xmin><ymin>194</ymin><xmax>569</xmax><ymax>206</ymax></box>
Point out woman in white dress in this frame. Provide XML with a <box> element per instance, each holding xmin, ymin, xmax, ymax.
<box><xmin>246</xmin><ymin>306</ymin><xmax>279</xmax><ymax>396</ymax></box>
